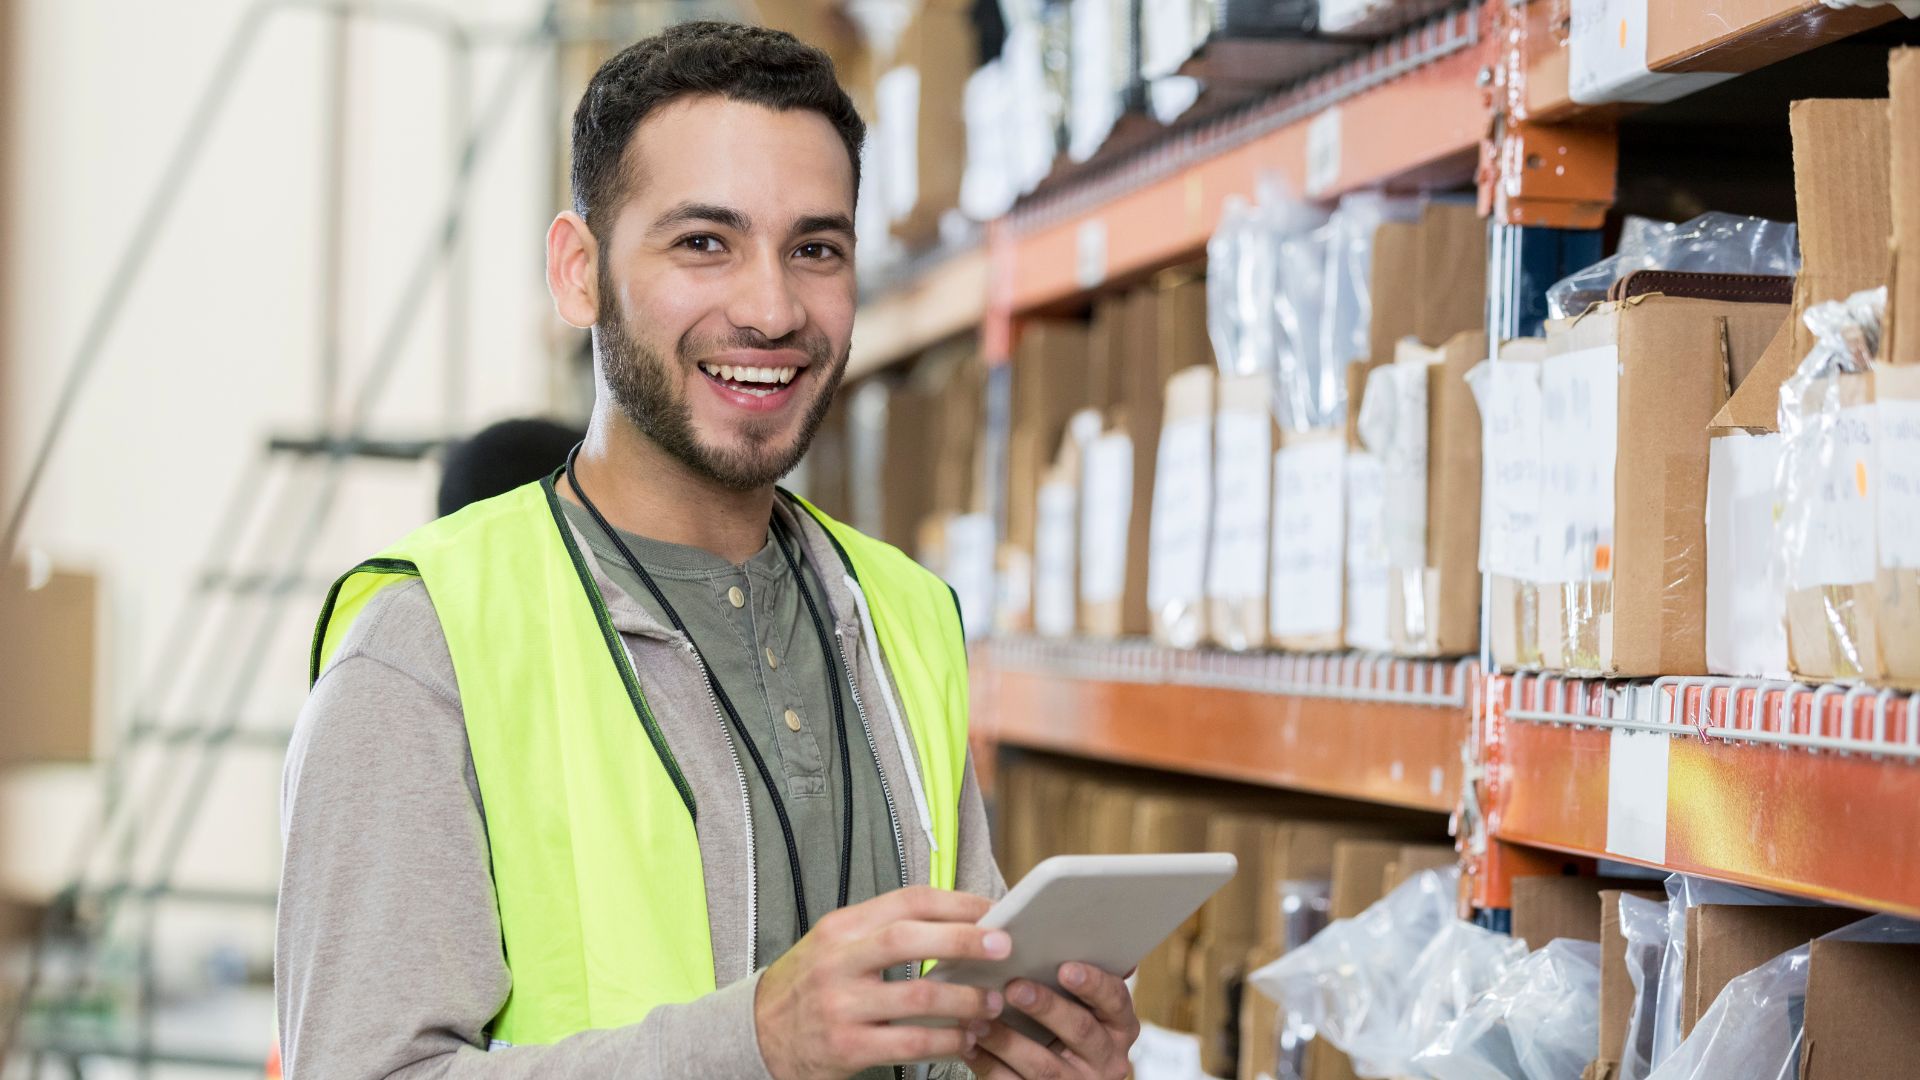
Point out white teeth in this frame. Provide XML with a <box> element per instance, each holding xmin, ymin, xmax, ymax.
<box><xmin>699</xmin><ymin>362</ymin><xmax>801</xmax><ymax>386</ymax></box>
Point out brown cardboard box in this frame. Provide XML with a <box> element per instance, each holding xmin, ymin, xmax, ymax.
<box><xmin>1381</xmin><ymin>844</ymin><xmax>1458</xmax><ymax>897</ymax></box>
<box><xmin>1134</xmin><ymin>793</ymin><xmax>1218</xmax><ymax>1031</ymax></box>
<box><xmin>1416</xmin><ymin>203</ymin><xmax>1489</xmax><ymax>349</ymax></box>
<box><xmin>1543</xmin><ymin>296</ymin><xmax>1788</xmax><ymax>677</ymax></box>
<box><xmin>1595</xmin><ymin>890</ymin><xmax>1666</xmax><ymax>1079</ymax></box>
<box><xmin>1238</xmin><ymin>942</ymin><xmax>1285</xmax><ymax>1080</ymax></box>
<box><xmin>881</xmin><ymin>376</ymin><xmax>941</xmax><ymax>550</ymax></box>
<box><xmin>1150</xmin><ymin>366</ymin><xmax>1216</xmax><ymax>648</ymax></box>
<box><xmin>1782</xmin><ymin>371</ymin><xmax>1884</xmax><ymax>682</ymax></box>
<box><xmin>1875</xmin><ymin>364</ymin><xmax>1920</xmax><ymax>690</ymax></box>
<box><xmin>1681</xmin><ymin>904</ymin><xmax>1863</xmax><ymax>1037</ymax></box>
<box><xmin>1008</xmin><ymin>320</ymin><xmax>1092</xmax><ymax>553</ymax></box>
<box><xmin>1800</xmin><ymin>940</ymin><xmax>1920</xmax><ymax>1079</ymax></box>
<box><xmin>1384</xmin><ymin>330</ymin><xmax>1484</xmax><ymax>657</ymax></box>
<box><xmin>1368</xmin><ymin>220</ymin><xmax>1421</xmax><ymax>367</ymax></box>
<box><xmin>1509</xmin><ymin>876</ymin><xmax>1644</xmax><ymax>951</ymax></box>
<box><xmin>803</xmin><ymin>398</ymin><xmax>853</xmax><ymax>521</ymax></box>
<box><xmin>884</xmin><ymin>6</ymin><xmax>975</xmax><ymax>246</ymax></box>
<box><xmin>1208</xmin><ymin>373</ymin><xmax>1279</xmax><ymax>652</ymax></box>
<box><xmin>0</xmin><ymin>565</ymin><xmax>98</xmax><ymax>762</ymax></box>
<box><xmin>930</xmin><ymin>342</ymin><xmax>985</xmax><ymax>518</ymax></box>
<box><xmin>1330</xmin><ymin>838</ymin><xmax>1406</xmax><ymax>920</ymax></box>
<box><xmin>1893</xmin><ymin>51</ymin><xmax>1920</xmax><ymax>369</ymax></box>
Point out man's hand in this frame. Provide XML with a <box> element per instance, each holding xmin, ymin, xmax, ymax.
<box><xmin>754</xmin><ymin>886</ymin><xmax>1010</xmax><ymax>1080</ymax></box>
<box><xmin>963</xmin><ymin>962</ymin><xmax>1139</xmax><ymax>1080</ymax></box>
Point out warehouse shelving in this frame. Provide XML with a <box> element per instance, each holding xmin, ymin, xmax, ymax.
<box><xmin>847</xmin><ymin>245</ymin><xmax>988</xmax><ymax>380</ymax></box>
<box><xmin>1474</xmin><ymin>672</ymin><xmax>1920</xmax><ymax>918</ymax></box>
<box><xmin>976</xmin><ymin>638</ymin><xmax>1472</xmax><ymax>814</ymax></box>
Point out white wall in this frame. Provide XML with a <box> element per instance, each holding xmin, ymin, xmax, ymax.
<box><xmin>3</xmin><ymin>0</ymin><xmax>570</xmax><ymax>984</ymax></box>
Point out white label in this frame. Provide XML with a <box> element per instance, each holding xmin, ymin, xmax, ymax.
<box><xmin>1605</xmin><ymin>729</ymin><xmax>1670</xmax><ymax>864</ymax></box>
<box><xmin>1481</xmin><ymin>362</ymin><xmax>1545</xmax><ymax>580</ymax></box>
<box><xmin>945</xmin><ymin>513</ymin><xmax>996</xmax><ymax>642</ymax></box>
<box><xmin>1034</xmin><ymin>480</ymin><xmax>1078</xmax><ymax>637</ymax></box>
<box><xmin>1305</xmin><ymin>107</ymin><xmax>1342</xmax><ymax>197</ymax></box>
<box><xmin>1075</xmin><ymin>218</ymin><xmax>1108</xmax><ymax>290</ymax></box>
<box><xmin>875</xmin><ymin>66</ymin><xmax>920</xmax><ymax>218</ymax></box>
<box><xmin>1271</xmin><ymin>440</ymin><xmax>1346</xmax><ymax>638</ymax></box>
<box><xmin>1141</xmin><ymin>0</ymin><xmax>1194</xmax><ymax>79</ymax></box>
<box><xmin>1539</xmin><ymin>346</ymin><xmax>1619</xmax><ymax>582</ymax></box>
<box><xmin>1207</xmin><ymin>411</ymin><xmax>1274</xmax><ymax>601</ymax></box>
<box><xmin>1877</xmin><ymin>400</ymin><xmax>1920</xmax><ymax>570</ymax></box>
<box><xmin>1705</xmin><ymin>435</ymin><xmax>1789</xmax><ymax>678</ymax></box>
<box><xmin>1788</xmin><ymin>402</ymin><xmax>1877</xmax><ymax>589</ymax></box>
<box><xmin>1131</xmin><ymin>1022</ymin><xmax>1206</xmax><ymax>1080</ymax></box>
<box><xmin>1080</xmin><ymin>433</ymin><xmax>1134</xmax><ymax>604</ymax></box>
<box><xmin>1345</xmin><ymin>452</ymin><xmax>1391</xmax><ymax>652</ymax></box>
<box><xmin>1380</xmin><ymin>365</ymin><xmax>1430</xmax><ymax>570</ymax></box>
<box><xmin>1149</xmin><ymin>418</ymin><xmax>1212</xmax><ymax>612</ymax></box>
<box><xmin>1568</xmin><ymin>0</ymin><xmax>1734</xmax><ymax>106</ymax></box>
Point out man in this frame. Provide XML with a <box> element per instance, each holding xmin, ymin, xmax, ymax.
<box><xmin>276</xmin><ymin>21</ymin><xmax>1139</xmax><ymax>1080</ymax></box>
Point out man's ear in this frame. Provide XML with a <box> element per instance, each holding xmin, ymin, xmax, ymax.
<box><xmin>546</xmin><ymin>211</ymin><xmax>600</xmax><ymax>329</ymax></box>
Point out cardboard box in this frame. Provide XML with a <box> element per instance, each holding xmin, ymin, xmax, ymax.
<box><xmin>1133</xmin><ymin>793</ymin><xmax>1218</xmax><ymax>1031</ymax></box>
<box><xmin>1149</xmin><ymin>366</ymin><xmax>1216</xmax><ymax>648</ymax></box>
<box><xmin>1800</xmin><ymin>939</ymin><xmax>1920</xmax><ymax>1079</ymax></box>
<box><xmin>1479</xmin><ymin>338</ymin><xmax>1551</xmax><ymax>671</ymax></box>
<box><xmin>1271</xmin><ymin>429</ymin><xmax>1348</xmax><ymax>652</ymax></box>
<box><xmin>1541</xmin><ymin>296</ymin><xmax>1787</xmax><ymax>676</ymax></box>
<box><xmin>1875</xmin><ymin>363</ymin><xmax>1920</xmax><ymax>690</ymax></box>
<box><xmin>1508</xmin><ymin>876</ymin><xmax>1643</xmax><ymax>952</ymax></box>
<box><xmin>882</xmin><ymin>6</ymin><xmax>975</xmax><ymax>246</ymax></box>
<box><xmin>1416</xmin><ymin>202</ymin><xmax>1490</xmax><ymax>349</ymax></box>
<box><xmin>1681</xmin><ymin>903</ymin><xmax>1862</xmax><ymax>1037</ymax></box>
<box><xmin>1595</xmin><ymin>889</ymin><xmax>1666</xmax><ymax>1079</ymax></box>
<box><xmin>1209</xmin><ymin>372</ymin><xmax>1278</xmax><ymax>651</ymax></box>
<box><xmin>0</xmin><ymin>566</ymin><xmax>99</xmax><ymax>762</ymax></box>
<box><xmin>1008</xmin><ymin>320</ymin><xmax>1093</xmax><ymax>552</ymax></box>
<box><xmin>1893</xmin><ymin>50</ymin><xmax>1920</xmax><ymax>369</ymax></box>
<box><xmin>1329</xmin><ymin>838</ymin><xmax>1406</xmax><ymax>920</ymax></box>
<box><xmin>1381</xmin><ymin>843</ymin><xmax>1458</xmax><ymax>897</ymax></box>
<box><xmin>1373</xmin><ymin>331</ymin><xmax>1484</xmax><ymax>658</ymax></box>
<box><xmin>1781</xmin><ymin>371</ymin><xmax>1883</xmax><ymax>682</ymax></box>
<box><xmin>1367</xmin><ymin>219</ymin><xmax>1421</xmax><ymax>366</ymax></box>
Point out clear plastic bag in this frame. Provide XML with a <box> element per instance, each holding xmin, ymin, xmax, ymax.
<box><xmin>1273</xmin><ymin>223</ymin><xmax>1332</xmax><ymax>431</ymax></box>
<box><xmin>1773</xmin><ymin>287</ymin><xmax>1887</xmax><ymax>682</ymax></box>
<box><xmin>1249</xmin><ymin>868</ymin><xmax>1525</xmax><ymax>1078</ymax></box>
<box><xmin>1645</xmin><ymin>915</ymin><xmax>1920</xmax><ymax>1080</ymax></box>
<box><xmin>1545</xmin><ymin>212</ymin><xmax>1800</xmax><ymax>320</ymax></box>
<box><xmin>1207</xmin><ymin>195</ymin><xmax>1278</xmax><ymax>379</ymax></box>
<box><xmin>1617</xmin><ymin>892</ymin><xmax>1669</xmax><ymax>1080</ymax></box>
<box><xmin>1648</xmin><ymin>875</ymin><xmax>1824</xmax><ymax>1069</ymax></box>
<box><xmin>1410</xmin><ymin>938</ymin><xmax>1602</xmax><ymax>1080</ymax></box>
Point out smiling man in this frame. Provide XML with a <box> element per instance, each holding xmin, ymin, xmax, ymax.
<box><xmin>275</xmin><ymin>20</ymin><xmax>1138</xmax><ymax>1080</ymax></box>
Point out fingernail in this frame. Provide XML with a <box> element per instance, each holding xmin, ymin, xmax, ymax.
<box><xmin>983</xmin><ymin>930</ymin><xmax>1012</xmax><ymax>958</ymax></box>
<box><xmin>968</xmin><ymin>1020</ymin><xmax>992</xmax><ymax>1039</ymax></box>
<box><xmin>1061</xmin><ymin>962</ymin><xmax>1085</xmax><ymax>987</ymax></box>
<box><xmin>986</xmin><ymin>990</ymin><xmax>1005</xmax><ymax>1015</ymax></box>
<box><xmin>1011</xmin><ymin>982</ymin><xmax>1037</xmax><ymax>1007</ymax></box>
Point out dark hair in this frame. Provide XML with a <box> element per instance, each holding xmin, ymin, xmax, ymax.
<box><xmin>570</xmin><ymin>21</ymin><xmax>865</xmax><ymax>239</ymax></box>
<box><xmin>437</xmin><ymin>418</ymin><xmax>585</xmax><ymax>517</ymax></box>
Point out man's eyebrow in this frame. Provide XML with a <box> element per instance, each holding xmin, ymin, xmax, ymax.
<box><xmin>649</xmin><ymin>201</ymin><xmax>751</xmax><ymax>237</ymax></box>
<box><xmin>789</xmin><ymin>213</ymin><xmax>855</xmax><ymax>240</ymax></box>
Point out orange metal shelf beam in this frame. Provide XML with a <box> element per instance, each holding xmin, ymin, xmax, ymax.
<box><xmin>1480</xmin><ymin>675</ymin><xmax>1920</xmax><ymax>918</ymax></box>
<box><xmin>976</xmin><ymin>658</ymin><xmax>1466</xmax><ymax>814</ymax></box>
<box><xmin>1005</xmin><ymin>40</ymin><xmax>1491</xmax><ymax>315</ymax></box>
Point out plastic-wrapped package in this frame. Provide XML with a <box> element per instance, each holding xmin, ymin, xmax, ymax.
<box><xmin>1645</xmin><ymin>915</ymin><xmax>1920</xmax><ymax>1080</ymax></box>
<box><xmin>1207</xmin><ymin>195</ymin><xmax>1277</xmax><ymax>379</ymax></box>
<box><xmin>1321</xmin><ymin>193</ymin><xmax>1420</xmax><ymax>376</ymax></box>
<box><xmin>1148</xmin><ymin>366</ymin><xmax>1217</xmax><ymax>648</ymax></box>
<box><xmin>1273</xmin><ymin>222</ymin><xmax>1333</xmax><ymax>432</ymax></box>
<box><xmin>1617</xmin><ymin>893</ymin><xmax>1668</xmax><ymax>1080</ymax></box>
<box><xmin>1273</xmin><ymin>881</ymin><xmax>1334</xmax><ymax>1079</ymax></box>
<box><xmin>1411</xmin><ymin>938</ymin><xmax>1602</xmax><ymax>1080</ymax></box>
<box><xmin>1648</xmin><ymin>875</ymin><xmax>1824</xmax><ymax>1069</ymax></box>
<box><xmin>1249</xmin><ymin>868</ymin><xmax>1525</xmax><ymax>1078</ymax></box>
<box><xmin>1545</xmin><ymin>212</ymin><xmax>1800</xmax><ymax>320</ymax></box>
<box><xmin>1775</xmin><ymin>287</ymin><xmax>1886</xmax><ymax>682</ymax></box>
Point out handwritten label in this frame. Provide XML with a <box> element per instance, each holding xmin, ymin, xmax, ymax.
<box><xmin>1080</xmin><ymin>433</ymin><xmax>1134</xmax><ymax>604</ymax></box>
<box><xmin>1034</xmin><ymin>480</ymin><xmax>1078</xmax><ymax>637</ymax></box>
<box><xmin>1345</xmin><ymin>451</ymin><xmax>1391</xmax><ymax>652</ymax></box>
<box><xmin>1131</xmin><ymin>1023</ymin><xmax>1206</xmax><ymax>1080</ymax></box>
<box><xmin>1305</xmin><ymin>107</ymin><xmax>1342</xmax><ymax>197</ymax></box>
<box><xmin>1271</xmin><ymin>440</ymin><xmax>1346</xmax><ymax>638</ymax></box>
<box><xmin>1207</xmin><ymin>411</ymin><xmax>1274</xmax><ymax>602</ymax></box>
<box><xmin>1878</xmin><ymin>400</ymin><xmax>1920</xmax><ymax>570</ymax></box>
<box><xmin>1148</xmin><ymin>418</ymin><xmax>1212</xmax><ymax>612</ymax></box>
<box><xmin>1379</xmin><ymin>365</ymin><xmax>1430</xmax><ymax>570</ymax></box>
<box><xmin>1787</xmin><ymin>401</ymin><xmax>1877</xmax><ymax>589</ymax></box>
<box><xmin>1539</xmin><ymin>346</ymin><xmax>1619</xmax><ymax>583</ymax></box>
<box><xmin>1481</xmin><ymin>361</ymin><xmax>1544</xmax><ymax>580</ymax></box>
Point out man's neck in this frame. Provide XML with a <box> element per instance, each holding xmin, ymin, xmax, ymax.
<box><xmin>560</xmin><ymin>415</ymin><xmax>774</xmax><ymax>566</ymax></box>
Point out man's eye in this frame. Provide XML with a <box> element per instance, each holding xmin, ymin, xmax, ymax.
<box><xmin>678</xmin><ymin>234</ymin><xmax>724</xmax><ymax>253</ymax></box>
<box><xmin>795</xmin><ymin>242</ymin><xmax>843</xmax><ymax>261</ymax></box>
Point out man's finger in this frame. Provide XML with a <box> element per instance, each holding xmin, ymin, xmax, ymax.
<box><xmin>844</xmin><ymin>885</ymin><xmax>993</xmax><ymax>931</ymax></box>
<box><xmin>855</xmin><ymin>979</ymin><xmax>1005</xmax><ymax>1024</ymax></box>
<box><xmin>1005</xmin><ymin>979</ymin><xmax>1112</xmax><ymax>1066</ymax></box>
<box><xmin>847</xmin><ymin>919</ymin><xmax>1013</xmax><ymax>973</ymax></box>
<box><xmin>1058</xmin><ymin>962</ymin><xmax>1131</xmax><ymax>1025</ymax></box>
<box><xmin>972</xmin><ymin>1019</ymin><xmax>1077</xmax><ymax>1079</ymax></box>
<box><xmin>845</xmin><ymin>1022</ymin><xmax>976</xmax><ymax>1067</ymax></box>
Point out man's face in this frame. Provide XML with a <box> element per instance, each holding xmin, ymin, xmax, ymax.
<box><xmin>593</xmin><ymin>95</ymin><xmax>856</xmax><ymax>491</ymax></box>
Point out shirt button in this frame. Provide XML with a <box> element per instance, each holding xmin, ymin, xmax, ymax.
<box><xmin>765</xmin><ymin>647</ymin><xmax>779</xmax><ymax>670</ymax></box>
<box><xmin>727</xmin><ymin>586</ymin><xmax>745</xmax><ymax>608</ymax></box>
<box><xmin>783</xmin><ymin>709</ymin><xmax>802</xmax><ymax>732</ymax></box>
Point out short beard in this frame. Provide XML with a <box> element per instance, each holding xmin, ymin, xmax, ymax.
<box><xmin>595</xmin><ymin>279</ymin><xmax>846</xmax><ymax>492</ymax></box>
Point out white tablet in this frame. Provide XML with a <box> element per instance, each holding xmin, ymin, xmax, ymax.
<box><xmin>916</xmin><ymin>852</ymin><xmax>1237</xmax><ymax>1043</ymax></box>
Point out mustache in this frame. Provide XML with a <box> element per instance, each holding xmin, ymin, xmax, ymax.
<box><xmin>679</xmin><ymin>328</ymin><xmax>834</xmax><ymax>365</ymax></box>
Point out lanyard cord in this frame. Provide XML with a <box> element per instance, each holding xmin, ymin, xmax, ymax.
<box><xmin>562</xmin><ymin>444</ymin><xmax>852</xmax><ymax>933</ymax></box>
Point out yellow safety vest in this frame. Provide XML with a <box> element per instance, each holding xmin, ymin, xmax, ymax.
<box><xmin>309</xmin><ymin>477</ymin><xmax>969</xmax><ymax>1044</ymax></box>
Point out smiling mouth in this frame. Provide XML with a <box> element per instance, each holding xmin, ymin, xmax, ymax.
<box><xmin>697</xmin><ymin>360</ymin><xmax>800</xmax><ymax>397</ymax></box>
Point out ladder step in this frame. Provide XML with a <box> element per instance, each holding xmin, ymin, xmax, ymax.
<box><xmin>266</xmin><ymin>433</ymin><xmax>444</xmax><ymax>461</ymax></box>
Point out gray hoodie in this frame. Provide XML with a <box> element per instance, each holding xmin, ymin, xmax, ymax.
<box><xmin>277</xmin><ymin>498</ymin><xmax>1005</xmax><ymax>1078</ymax></box>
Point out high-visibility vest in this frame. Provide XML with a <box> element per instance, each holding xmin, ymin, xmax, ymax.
<box><xmin>309</xmin><ymin>477</ymin><xmax>970</xmax><ymax>1045</ymax></box>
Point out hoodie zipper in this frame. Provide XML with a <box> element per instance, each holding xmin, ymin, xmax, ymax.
<box><xmin>836</xmin><ymin>628</ymin><xmax>915</xmax><ymax>1080</ymax></box>
<box><xmin>682</xmin><ymin>638</ymin><xmax>759</xmax><ymax>971</ymax></box>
